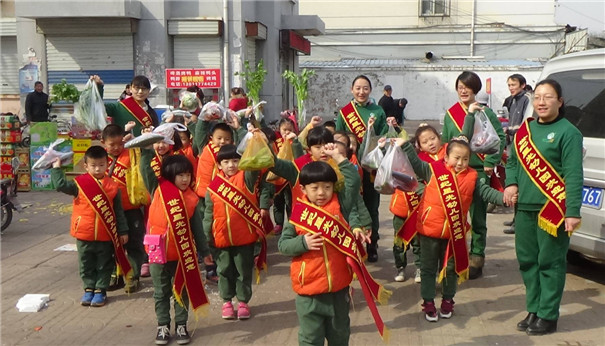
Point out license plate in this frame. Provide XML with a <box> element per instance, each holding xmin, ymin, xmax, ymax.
<box><xmin>582</xmin><ymin>186</ymin><xmax>604</xmax><ymax>209</ymax></box>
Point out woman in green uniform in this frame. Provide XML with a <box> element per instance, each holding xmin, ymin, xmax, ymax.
<box><xmin>335</xmin><ymin>75</ymin><xmax>391</xmax><ymax>262</ymax></box>
<box><xmin>504</xmin><ymin>79</ymin><xmax>583</xmax><ymax>335</ymax></box>
<box><xmin>441</xmin><ymin>71</ymin><xmax>506</xmax><ymax>279</ymax></box>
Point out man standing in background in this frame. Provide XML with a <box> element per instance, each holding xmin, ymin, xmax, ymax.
<box><xmin>25</xmin><ymin>81</ymin><xmax>50</xmax><ymax>123</ymax></box>
<box><xmin>378</xmin><ymin>85</ymin><xmax>397</xmax><ymax>118</ymax></box>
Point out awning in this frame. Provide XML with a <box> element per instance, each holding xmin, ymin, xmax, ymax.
<box><xmin>281</xmin><ymin>15</ymin><xmax>325</xmax><ymax>36</ymax></box>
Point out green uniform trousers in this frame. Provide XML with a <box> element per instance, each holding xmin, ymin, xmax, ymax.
<box><xmin>216</xmin><ymin>244</ymin><xmax>255</xmax><ymax>303</ymax></box>
<box><xmin>124</xmin><ymin>208</ymin><xmax>146</xmax><ymax>278</ymax></box>
<box><xmin>296</xmin><ymin>287</ymin><xmax>350</xmax><ymax>346</ymax></box>
<box><xmin>362</xmin><ymin>169</ymin><xmax>381</xmax><ymax>244</ymax></box>
<box><xmin>515</xmin><ymin>210</ymin><xmax>570</xmax><ymax>320</ymax></box>
<box><xmin>469</xmin><ymin>170</ymin><xmax>488</xmax><ymax>258</ymax></box>
<box><xmin>150</xmin><ymin>261</ymin><xmax>189</xmax><ymax>327</ymax></box>
<box><xmin>419</xmin><ymin>234</ymin><xmax>457</xmax><ymax>301</ymax></box>
<box><xmin>273</xmin><ymin>186</ymin><xmax>292</xmax><ymax>227</ymax></box>
<box><xmin>76</xmin><ymin>239</ymin><xmax>115</xmax><ymax>290</ymax></box>
<box><xmin>392</xmin><ymin>215</ymin><xmax>420</xmax><ymax>269</ymax></box>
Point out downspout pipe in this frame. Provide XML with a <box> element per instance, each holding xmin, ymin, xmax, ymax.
<box><xmin>470</xmin><ymin>0</ymin><xmax>476</xmax><ymax>57</ymax></box>
<box><xmin>223</xmin><ymin>0</ymin><xmax>230</xmax><ymax>101</ymax></box>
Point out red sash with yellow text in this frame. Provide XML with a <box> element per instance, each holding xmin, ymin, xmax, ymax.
<box><xmin>119</xmin><ymin>97</ymin><xmax>154</xmax><ymax>128</ymax></box>
<box><xmin>515</xmin><ymin>119</ymin><xmax>567</xmax><ymax>236</ymax></box>
<box><xmin>447</xmin><ymin>102</ymin><xmax>486</xmax><ymax>161</ymax></box>
<box><xmin>430</xmin><ymin>162</ymin><xmax>469</xmax><ymax>283</ymax></box>
<box><xmin>340</xmin><ymin>101</ymin><xmax>367</xmax><ymax>144</ymax></box>
<box><xmin>290</xmin><ymin>199</ymin><xmax>392</xmax><ymax>342</ymax></box>
<box><xmin>394</xmin><ymin>191</ymin><xmax>421</xmax><ymax>248</ymax></box>
<box><xmin>158</xmin><ymin>179</ymin><xmax>209</xmax><ymax>316</ymax></box>
<box><xmin>208</xmin><ymin>175</ymin><xmax>268</xmax><ymax>281</ymax></box>
<box><xmin>151</xmin><ymin>152</ymin><xmax>163</xmax><ymax>178</ymax></box>
<box><xmin>207</xmin><ymin>142</ymin><xmax>220</xmax><ymax>161</ymax></box>
<box><xmin>107</xmin><ymin>156</ymin><xmax>128</xmax><ymax>185</ymax></box>
<box><xmin>74</xmin><ymin>174</ymin><xmax>133</xmax><ymax>283</ymax></box>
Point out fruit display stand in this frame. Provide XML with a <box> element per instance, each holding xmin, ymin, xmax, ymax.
<box><xmin>0</xmin><ymin>114</ymin><xmax>21</xmax><ymax>181</ymax></box>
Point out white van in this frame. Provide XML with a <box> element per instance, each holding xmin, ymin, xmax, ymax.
<box><xmin>526</xmin><ymin>48</ymin><xmax>605</xmax><ymax>262</ymax></box>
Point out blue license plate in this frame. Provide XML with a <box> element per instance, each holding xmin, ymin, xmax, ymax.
<box><xmin>582</xmin><ymin>186</ymin><xmax>604</xmax><ymax>209</ymax></box>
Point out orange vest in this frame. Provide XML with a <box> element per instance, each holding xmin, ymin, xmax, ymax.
<box><xmin>108</xmin><ymin>149</ymin><xmax>139</xmax><ymax>211</ymax></box>
<box><xmin>417</xmin><ymin>144</ymin><xmax>447</xmax><ymax>164</ymax></box>
<box><xmin>350</xmin><ymin>153</ymin><xmax>363</xmax><ymax>178</ymax></box>
<box><xmin>290</xmin><ymin>195</ymin><xmax>353</xmax><ymax>295</ymax></box>
<box><xmin>291</xmin><ymin>154</ymin><xmax>314</xmax><ymax>203</ymax></box>
<box><xmin>417</xmin><ymin>161</ymin><xmax>477</xmax><ymax>239</ymax></box>
<box><xmin>175</xmin><ymin>145</ymin><xmax>198</xmax><ymax>175</ymax></box>
<box><xmin>147</xmin><ymin>186</ymin><xmax>199</xmax><ymax>262</ymax></box>
<box><xmin>389</xmin><ymin>190</ymin><xmax>413</xmax><ymax>218</ymax></box>
<box><xmin>209</xmin><ymin>171</ymin><xmax>259</xmax><ymax>248</ymax></box>
<box><xmin>71</xmin><ymin>176</ymin><xmax>120</xmax><ymax>241</ymax></box>
<box><xmin>194</xmin><ymin>144</ymin><xmax>219</xmax><ymax>198</ymax></box>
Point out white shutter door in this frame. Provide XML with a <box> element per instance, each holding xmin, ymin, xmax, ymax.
<box><xmin>246</xmin><ymin>38</ymin><xmax>256</xmax><ymax>67</ymax></box>
<box><xmin>0</xmin><ymin>37</ymin><xmax>19</xmax><ymax>95</ymax></box>
<box><xmin>46</xmin><ymin>35</ymin><xmax>134</xmax><ymax>99</ymax></box>
<box><xmin>173</xmin><ymin>37</ymin><xmax>221</xmax><ymax>68</ymax></box>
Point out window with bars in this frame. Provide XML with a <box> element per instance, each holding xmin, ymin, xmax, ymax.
<box><xmin>420</xmin><ymin>0</ymin><xmax>450</xmax><ymax>17</ymax></box>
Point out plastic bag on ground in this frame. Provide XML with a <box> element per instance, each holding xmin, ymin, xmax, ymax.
<box><xmin>76</xmin><ymin>79</ymin><xmax>107</xmax><ymax>131</ymax></box>
<box><xmin>16</xmin><ymin>294</ymin><xmax>50</xmax><ymax>312</ymax></box>
<box><xmin>374</xmin><ymin>142</ymin><xmax>418</xmax><ymax>194</ymax></box>
<box><xmin>471</xmin><ymin>110</ymin><xmax>500</xmax><ymax>155</ymax></box>
<box><xmin>32</xmin><ymin>139</ymin><xmax>74</xmax><ymax>170</ymax></box>
<box><xmin>239</xmin><ymin>132</ymin><xmax>275</xmax><ymax>171</ymax></box>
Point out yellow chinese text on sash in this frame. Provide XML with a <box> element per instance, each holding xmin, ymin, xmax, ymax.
<box><xmin>340</xmin><ymin>101</ymin><xmax>367</xmax><ymax>144</ymax></box>
<box><xmin>430</xmin><ymin>162</ymin><xmax>469</xmax><ymax>283</ymax></box>
<box><xmin>150</xmin><ymin>152</ymin><xmax>162</xmax><ymax>178</ymax></box>
<box><xmin>107</xmin><ymin>156</ymin><xmax>128</xmax><ymax>186</ymax></box>
<box><xmin>158</xmin><ymin>179</ymin><xmax>209</xmax><ymax>317</ymax></box>
<box><xmin>394</xmin><ymin>191</ymin><xmax>421</xmax><ymax>248</ymax></box>
<box><xmin>290</xmin><ymin>198</ymin><xmax>392</xmax><ymax>342</ymax></box>
<box><xmin>119</xmin><ymin>97</ymin><xmax>154</xmax><ymax>128</ymax></box>
<box><xmin>514</xmin><ymin>119</ymin><xmax>567</xmax><ymax>236</ymax></box>
<box><xmin>74</xmin><ymin>174</ymin><xmax>133</xmax><ymax>284</ymax></box>
<box><xmin>447</xmin><ymin>102</ymin><xmax>486</xmax><ymax>161</ymax></box>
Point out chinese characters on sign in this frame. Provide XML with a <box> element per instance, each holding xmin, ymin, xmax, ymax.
<box><xmin>165</xmin><ymin>69</ymin><xmax>222</xmax><ymax>89</ymax></box>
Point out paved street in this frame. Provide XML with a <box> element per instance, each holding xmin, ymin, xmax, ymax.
<box><xmin>1</xmin><ymin>188</ymin><xmax>604</xmax><ymax>346</ymax></box>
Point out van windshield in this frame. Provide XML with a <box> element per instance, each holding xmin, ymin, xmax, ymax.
<box><xmin>547</xmin><ymin>69</ymin><xmax>605</xmax><ymax>139</ymax></box>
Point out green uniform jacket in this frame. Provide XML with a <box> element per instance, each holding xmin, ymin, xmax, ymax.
<box><xmin>51</xmin><ymin>168</ymin><xmax>129</xmax><ymax>235</ymax></box>
<box><xmin>336</xmin><ymin>101</ymin><xmax>388</xmax><ymax>151</ymax></box>
<box><xmin>278</xmin><ymin>159</ymin><xmax>362</xmax><ymax>256</ymax></box>
<box><xmin>99</xmin><ymin>85</ymin><xmax>159</xmax><ymax>137</ymax></box>
<box><xmin>505</xmin><ymin>117</ymin><xmax>583</xmax><ymax>217</ymax></box>
<box><xmin>441</xmin><ymin>106</ymin><xmax>505</xmax><ymax>170</ymax></box>
<box><xmin>402</xmin><ymin>142</ymin><xmax>505</xmax><ymax>206</ymax></box>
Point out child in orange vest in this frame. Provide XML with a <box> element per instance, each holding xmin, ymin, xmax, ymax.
<box><xmin>51</xmin><ymin>146</ymin><xmax>129</xmax><ymax>307</ymax></box>
<box><xmin>143</xmin><ymin>154</ymin><xmax>211</xmax><ymax>345</ymax></box>
<box><xmin>202</xmin><ymin>144</ymin><xmax>269</xmax><ymax>320</ymax></box>
<box><xmin>101</xmin><ymin>124</ymin><xmax>148</xmax><ymax>293</ymax></box>
<box><xmin>278</xmin><ymin>146</ymin><xmax>371</xmax><ymax>345</ymax></box>
<box><xmin>398</xmin><ymin>135</ymin><xmax>513</xmax><ymax>322</ymax></box>
<box><xmin>175</xmin><ymin>128</ymin><xmax>198</xmax><ymax>171</ymax></box>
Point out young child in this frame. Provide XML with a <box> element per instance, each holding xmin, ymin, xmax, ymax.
<box><xmin>51</xmin><ymin>146</ymin><xmax>129</xmax><ymax>307</ymax></box>
<box><xmin>101</xmin><ymin>124</ymin><xmax>148</xmax><ymax>293</ymax></box>
<box><xmin>202</xmin><ymin>144</ymin><xmax>267</xmax><ymax>320</ymax></box>
<box><xmin>323</xmin><ymin>120</ymin><xmax>336</xmax><ymax>133</ymax></box>
<box><xmin>143</xmin><ymin>154</ymin><xmax>210</xmax><ymax>345</ymax></box>
<box><xmin>398</xmin><ymin>134</ymin><xmax>512</xmax><ymax>322</ymax></box>
<box><xmin>278</xmin><ymin>146</ymin><xmax>384</xmax><ymax>345</ymax></box>
<box><xmin>174</xmin><ymin>128</ymin><xmax>198</xmax><ymax>171</ymax></box>
<box><xmin>140</xmin><ymin>124</ymin><xmax>184</xmax><ymax>182</ymax></box>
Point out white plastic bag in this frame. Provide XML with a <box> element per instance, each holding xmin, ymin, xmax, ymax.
<box><xmin>200</xmin><ymin>101</ymin><xmax>226</xmax><ymax>121</ymax></box>
<box><xmin>32</xmin><ymin>139</ymin><xmax>74</xmax><ymax>171</ymax></box>
<box><xmin>237</xmin><ymin>131</ymin><xmax>253</xmax><ymax>155</ymax></box>
<box><xmin>374</xmin><ymin>143</ymin><xmax>418</xmax><ymax>194</ymax></box>
<box><xmin>16</xmin><ymin>294</ymin><xmax>50</xmax><ymax>312</ymax></box>
<box><xmin>471</xmin><ymin>110</ymin><xmax>500</xmax><ymax>155</ymax></box>
<box><xmin>361</xmin><ymin>144</ymin><xmax>384</xmax><ymax>171</ymax></box>
<box><xmin>76</xmin><ymin>79</ymin><xmax>107</xmax><ymax>131</ymax></box>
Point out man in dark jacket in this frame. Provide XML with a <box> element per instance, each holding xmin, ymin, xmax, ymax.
<box><xmin>25</xmin><ymin>81</ymin><xmax>50</xmax><ymax>123</ymax></box>
<box><xmin>378</xmin><ymin>85</ymin><xmax>397</xmax><ymax>118</ymax></box>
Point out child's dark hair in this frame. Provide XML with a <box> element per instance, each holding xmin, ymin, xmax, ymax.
<box><xmin>84</xmin><ymin>145</ymin><xmax>108</xmax><ymax>162</ymax></box>
<box><xmin>211</xmin><ymin>122</ymin><xmax>234</xmax><ymax>137</ymax></box>
<box><xmin>279</xmin><ymin>118</ymin><xmax>296</xmax><ymax>132</ymax></box>
<box><xmin>168</xmin><ymin>131</ymin><xmax>183</xmax><ymax>152</ymax></box>
<box><xmin>102</xmin><ymin>124</ymin><xmax>125</xmax><ymax>140</ymax></box>
<box><xmin>323</xmin><ymin>120</ymin><xmax>336</xmax><ymax>129</ymax></box>
<box><xmin>161</xmin><ymin>155</ymin><xmax>193</xmax><ymax>184</ymax></box>
<box><xmin>299</xmin><ymin>161</ymin><xmax>337</xmax><ymax>186</ymax></box>
<box><xmin>307</xmin><ymin>126</ymin><xmax>334</xmax><ymax>147</ymax></box>
<box><xmin>179</xmin><ymin>128</ymin><xmax>192</xmax><ymax>141</ymax></box>
<box><xmin>446</xmin><ymin>136</ymin><xmax>471</xmax><ymax>156</ymax></box>
<box><xmin>333</xmin><ymin>131</ymin><xmax>351</xmax><ymax>148</ymax></box>
<box><xmin>260</xmin><ymin>127</ymin><xmax>276</xmax><ymax>143</ymax></box>
<box><xmin>414</xmin><ymin>123</ymin><xmax>440</xmax><ymax>147</ymax></box>
<box><xmin>217</xmin><ymin>144</ymin><xmax>241</xmax><ymax>163</ymax></box>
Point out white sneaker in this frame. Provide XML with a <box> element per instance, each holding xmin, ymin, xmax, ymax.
<box><xmin>414</xmin><ymin>269</ymin><xmax>422</xmax><ymax>283</ymax></box>
<box><xmin>394</xmin><ymin>268</ymin><xmax>405</xmax><ymax>282</ymax></box>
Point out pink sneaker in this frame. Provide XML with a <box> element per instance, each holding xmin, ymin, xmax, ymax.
<box><xmin>237</xmin><ymin>302</ymin><xmax>251</xmax><ymax>320</ymax></box>
<box><xmin>222</xmin><ymin>301</ymin><xmax>235</xmax><ymax>320</ymax></box>
<box><xmin>140</xmin><ymin>263</ymin><xmax>150</xmax><ymax>277</ymax></box>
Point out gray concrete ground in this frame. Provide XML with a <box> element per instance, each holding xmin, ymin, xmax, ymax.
<box><xmin>1</xmin><ymin>188</ymin><xmax>604</xmax><ymax>346</ymax></box>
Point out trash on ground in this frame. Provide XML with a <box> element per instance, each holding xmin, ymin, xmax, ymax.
<box><xmin>54</xmin><ymin>244</ymin><xmax>77</xmax><ymax>251</ymax></box>
<box><xmin>16</xmin><ymin>294</ymin><xmax>50</xmax><ymax>312</ymax></box>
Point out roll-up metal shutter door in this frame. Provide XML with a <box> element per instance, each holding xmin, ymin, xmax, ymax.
<box><xmin>0</xmin><ymin>37</ymin><xmax>19</xmax><ymax>95</ymax></box>
<box><xmin>246</xmin><ymin>38</ymin><xmax>256</xmax><ymax>67</ymax></box>
<box><xmin>46</xmin><ymin>35</ymin><xmax>134</xmax><ymax>100</ymax></box>
<box><xmin>173</xmin><ymin>37</ymin><xmax>221</xmax><ymax>69</ymax></box>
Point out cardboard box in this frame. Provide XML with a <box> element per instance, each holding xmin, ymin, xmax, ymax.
<box><xmin>17</xmin><ymin>168</ymin><xmax>31</xmax><ymax>192</ymax></box>
<box><xmin>30</xmin><ymin>122</ymin><xmax>58</xmax><ymax>146</ymax></box>
<box><xmin>15</xmin><ymin>147</ymin><xmax>30</xmax><ymax>168</ymax></box>
<box><xmin>31</xmin><ymin>169</ymin><xmax>53</xmax><ymax>191</ymax></box>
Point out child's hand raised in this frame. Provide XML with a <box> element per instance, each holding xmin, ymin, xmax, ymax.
<box><xmin>310</xmin><ymin>116</ymin><xmax>322</xmax><ymax>127</ymax></box>
<box><xmin>323</xmin><ymin>143</ymin><xmax>345</xmax><ymax>163</ymax></box>
<box><xmin>304</xmin><ymin>232</ymin><xmax>323</xmax><ymax>251</ymax></box>
<box><xmin>125</xmin><ymin>121</ymin><xmax>136</xmax><ymax>132</ymax></box>
<box><xmin>377</xmin><ymin>137</ymin><xmax>387</xmax><ymax>148</ymax></box>
<box><xmin>393</xmin><ymin>137</ymin><xmax>406</xmax><ymax>147</ymax></box>
<box><xmin>141</xmin><ymin>126</ymin><xmax>154</xmax><ymax>134</ymax></box>
<box><xmin>52</xmin><ymin>157</ymin><xmax>61</xmax><ymax>169</ymax></box>
<box><xmin>285</xmin><ymin>132</ymin><xmax>298</xmax><ymax>141</ymax></box>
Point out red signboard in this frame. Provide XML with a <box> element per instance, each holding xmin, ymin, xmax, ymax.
<box><xmin>486</xmin><ymin>77</ymin><xmax>492</xmax><ymax>94</ymax></box>
<box><xmin>287</xmin><ymin>31</ymin><xmax>311</xmax><ymax>55</ymax></box>
<box><xmin>165</xmin><ymin>68</ymin><xmax>222</xmax><ymax>89</ymax></box>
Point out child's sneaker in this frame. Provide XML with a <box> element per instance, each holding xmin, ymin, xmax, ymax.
<box><xmin>91</xmin><ymin>290</ymin><xmax>107</xmax><ymax>307</ymax></box>
<box><xmin>141</xmin><ymin>263</ymin><xmax>151</xmax><ymax>277</ymax></box>
<box><xmin>107</xmin><ymin>274</ymin><xmax>125</xmax><ymax>291</ymax></box>
<box><xmin>439</xmin><ymin>299</ymin><xmax>455</xmax><ymax>319</ymax></box>
<box><xmin>81</xmin><ymin>289</ymin><xmax>94</xmax><ymax>306</ymax></box>
<box><xmin>175</xmin><ymin>324</ymin><xmax>191</xmax><ymax>345</ymax></box>
<box><xmin>422</xmin><ymin>300</ymin><xmax>439</xmax><ymax>322</ymax></box>
<box><xmin>124</xmin><ymin>278</ymin><xmax>140</xmax><ymax>294</ymax></box>
<box><xmin>222</xmin><ymin>301</ymin><xmax>235</xmax><ymax>320</ymax></box>
<box><xmin>155</xmin><ymin>325</ymin><xmax>170</xmax><ymax>345</ymax></box>
<box><xmin>394</xmin><ymin>268</ymin><xmax>405</xmax><ymax>282</ymax></box>
<box><xmin>237</xmin><ymin>302</ymin><xmax>251</xmax><ymax>320</ymax></box>
<box><xmin>414</xmin><ymin>269</ymin><xmax>422</xmax><ymax>283</ymax></box>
